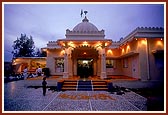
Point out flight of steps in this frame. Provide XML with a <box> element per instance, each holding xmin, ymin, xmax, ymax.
<box><xmin>77</xmin><ymin>80</ymin><xmax>92</xmax><ymax>91</ymax></box>
<box><xmin>61</xmin><ymin>80</ymin><xmax>77</xmax><ymax>91</ymax></box>
<box><xmin>61</xmin><ymin>80</ymin><xmax>108</xmax><ymax>91</ymax></box>
<box><xmin>92</xmin><ymin>80</ymin><xmax>108</xmax><ymax>91</ymax></box>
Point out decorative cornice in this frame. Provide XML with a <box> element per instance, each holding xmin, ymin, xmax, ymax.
<box><xmin>66</xmin><ymin>29</ymin><xmax>105</xmax><ymax>36</ymax></box>
<box><xmin>118</xmin><ymin>27</ymin><xmax>164</xmax><ymax>46</ymax></box>
<box><xmin>48</xmin><ymin>27</ymin><xmax>164</xmax><ymax>49</ymax></box>
<box><xmin>47</xmin><ymin>41</ymin><xmax>61</xmax><ymax>49</ymax></box>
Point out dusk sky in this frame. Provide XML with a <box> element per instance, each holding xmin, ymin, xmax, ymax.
<box><xmin>3</xmin><ymin>3</ymin><xmax>164</xmax><ymax>61</ymax></box>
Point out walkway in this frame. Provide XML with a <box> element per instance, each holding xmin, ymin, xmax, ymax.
<box><xmin>3</xmin><ymin>80</ymin><xmax>147</xmax><ymax>112</ymax></box>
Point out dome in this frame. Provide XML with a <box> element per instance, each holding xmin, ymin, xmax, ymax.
<box><xmin>73</xmin><ymin>16</ymin><xmax>99</xmax><ymax>32</ymax></box>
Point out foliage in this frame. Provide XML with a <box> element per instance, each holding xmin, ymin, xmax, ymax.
<box><xmin>35</xmin><ymin>48</ymin><xmax>47</xmax><ymax>57</ymax></box>
<box><xmin>12</xmin><ymin>34</ymin><xmax>35</xmax><ymax>57</ymax></box>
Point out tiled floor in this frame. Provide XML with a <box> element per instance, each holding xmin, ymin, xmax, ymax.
<box><xmin>3</xmin><ymin>80</ymin><xmax>147</xmax><ymax>112</ymax></box>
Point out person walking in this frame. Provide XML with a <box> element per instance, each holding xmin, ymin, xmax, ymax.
<box><xmin>42</xmin><ymin>77</ymin><xmax>47</xmax><ymax>96</ymax></box>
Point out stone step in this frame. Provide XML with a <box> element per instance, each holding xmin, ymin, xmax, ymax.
<box><xmin>77</xmin><ymin>80</ymin><xmax>92</xmax><ymax>91</ymax></box>
<box><xmin>93</xmin><ymin>88</ymin><xmax>108</xmax><ymax>91</ymax></box>
<box><xmin>63</xmin><ymin>82</ymin><xmax>77</xmax><ymax>84</ymax></box>
<box><xmin>61</xmin><ymin>80</ymin><xmax>108</xmax><ymax>91</ymax></box>
<box><xmin>63</xmin><ymin>84</ymin><xmax>77</xmax><ymax>87</ymax></box>
<box><xmin>62</xmin><ymin>87</ymin><xmax>76</xmax><ymax>91</ymax></box>
<box><xmin>77</xmin><ymin>88</ymin><xmax>92</xmax><ymax>91</ymax></box>
<box><xmin>93</xmin><ymin>85</ymin><xmax>106</xmax><ymax>86</ymax></box>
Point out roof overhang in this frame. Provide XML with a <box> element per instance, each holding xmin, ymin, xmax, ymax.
<box><xmin>107</xmin><ymin>51</ymin><xmax>139</xmax><ymax>59</ymax></box>
<box><xmin>57</xmin><ymin>39</ymin><xmax>112</xmax><ymax>49</ymax></box>
<box><xmin>152</xmin><ymin>49</ymin><xmax>164</xmax><ymax>54</ymax></box>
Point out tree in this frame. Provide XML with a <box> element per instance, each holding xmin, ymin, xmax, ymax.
<box><xmin>34</xmin><ymin>48</ymin><xmax>47</xmax><ymax>57</ymax></box>
<box><xmin>12</xmin><ymin>34</ymin><xmax>35</xmax><ymax>58</ymax></box>
<box><xmin>35</xmin><ymin>48</ymin><xmax>41</xmax><ymax>57</ymax></box>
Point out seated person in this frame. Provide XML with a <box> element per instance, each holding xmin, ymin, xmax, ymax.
<box><xmin>36</xmin><ymin>66</ymin><xmax>42</xmax><ymax>76</ymax></box>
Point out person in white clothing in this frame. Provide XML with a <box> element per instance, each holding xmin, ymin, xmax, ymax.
<box><xmin>36</xmin><ymin>66</ymin><xmax>42</xmax><ymax>76</ymax></box>
<box><xmin>23</xmin><ymin>67</ymin><xmax>28</xmax><ymax>79</ymax></box>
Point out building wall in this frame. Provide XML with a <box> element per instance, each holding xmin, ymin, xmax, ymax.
<box><xmin>47</xmin><ymin>49</ymin><xmax>64</xmax><ymax>75</ymax></box>
<box><xmin>131</xmin><ymin>55</ymin><xmax>140</xmax><ymax>79</ymax></box>
<box><xmin>106</xmin><ymin>39</ymin><xmax>140</xmax><ymax>79</ymax></box>
<box><xmin>106</xmin><ymin>48</ymin><xmax>121</xmax><ymax>57</ymax></box>
<box><xmin>45</xmin><ymin>37</ymin><xmax>164</xmax><ymax>81</ymax></box>
<box><xmin>122</xmin><ymin>57</ymin><xmax>133</xmax><ymax>77</ymax></box>
<box><xmin>137</xmin><ymin>38</ymin><xmax>149</xmax><ymax>81</ymax></box>
<box><xmin>12</xmin><ymin>58</ymin><xmax>46</xmax><ymax>73</ymax></box>
<box><xmin>148</xmin><ymin>38</ymin><xmax>164</xmax><ymax>81</ymax></box>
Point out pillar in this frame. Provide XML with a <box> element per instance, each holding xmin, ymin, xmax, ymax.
<box><xmin>100</xmin><ymin>48</ymin><xmax>107</xmax><ymax>79</ymax></box>
<box><xmin>63</xmin><ymin>48</ymin><xmax>69</xmax><ymax>78</ymax></box>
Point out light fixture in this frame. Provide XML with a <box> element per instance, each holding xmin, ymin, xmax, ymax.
<box><xmin>83</xmin><ymin>41</ymin><xmax>88</xmax><ymax>46</ymax></box>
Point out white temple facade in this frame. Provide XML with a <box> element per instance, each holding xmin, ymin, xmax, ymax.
<box><xmin>44</xmin><ymin>16</ymin><xmax>164</xmax><ymax>81</ymax></box>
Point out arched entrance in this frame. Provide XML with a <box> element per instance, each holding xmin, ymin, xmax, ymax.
<box><xmin>71</xmin><ymin>46</ymin><xmax>99</xmax><ymax>78</ymax></box>
<box><xmin>77</xmin><ymin>59</ymin><xmax>93</xmax><ymax>78</ymax></box>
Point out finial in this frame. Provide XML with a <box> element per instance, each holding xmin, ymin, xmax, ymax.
<box><xmin>80</xmin><ymin>9</ymin><xmax>83</xmax><ymax>17</ymax></box>
<box><xmin>82</xmin><ymin>16</ymin><xmax>89</xmax><ymax>22</ymax></box>
<box><xmin>84</xmin><ymin>11</ymin><xmax>88</xmax><ymax>16</ymax></box>
<box><xmin>80</xmin><ymin>10</ymin><xmax>88</xmax><ymax>18</ymax></box>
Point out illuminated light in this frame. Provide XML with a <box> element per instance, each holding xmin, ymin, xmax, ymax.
<box><xmin>68</xmin><ymin>41</ymin><xmax>73</xmax><ymax>46</ymax></box>
<box><xmin>126</xmin><ymin>45</ymin><xmax>130</xmax><ymax>51</ymax></box>
<box><xmin>61</xmin><ymin>50</ymin><xmax>65</xmax><ymax>55</ymax></box>
<box><xmin>135</xmin><ymin>38</ymin><xmax>137</xmax><ymax>40</ymax></box>
<box><xmin>83</xmin><ymin>41</ymin><xmax>88</xmax><ymax>46</ymax></box>
<box><xmin>95</xmin><ymin>43</ymin><xmax>101</xmax><ymax>48</ymax></box>
<box><xmin>156</xmin><ymin>41</ymin><xmax>163</xmax><ymax>47</ymax></box>
<box><xmin>122</xmin><ymin>48</ymin><xmax>125</xmax><ymax>54</ymax></box>
<box><xmin>105</xmin><ymin>43</ymin><xmax>108</xmax><ymax>46</ymax></box>
<box><xmin>141</xmin><ymin>40</ymin><xmax>147</xmax><ymax>45</ymax></box>
<box><xmin>161</xmin><ymin>38</ymin><xmax>163</xmax><ymax>40</ymax></box>
<box><xmin>42</xmin><ymin>48</ymin><xmax>47</xmax><ymax>52</ymax></box>
<box><xmin>11</xmin><ymin>82</ymin><xmax>16</xmax><ymax>94</ymax></box>
<box><xmin>68</xmin><ymin>41</ymin><xmax>75</xmax><ymax>48</ymax></box>
<box><xmin>107</xmin><ymin>49</ymin><xmax>113</xmax><ymax>55</ymax></box>
<box><xmin>83</xmin><ymin>60</ymin><xmax>88</xmax><ymax>64</ymax></box>
<box><xmin>70</xmin><ymin>44</ymin><xmax>75</xmax><ymax>48</ymax></box>
<box><xmin>83</xmin><ymin>52</ymin><xmax>87</xmax><ymax>55</ymax></box>
<box><xmin>96</xmin><ymin>46</ymin><xmax>102</xmax><ymax>51</ymax></box>
<box><xmin>126</xmin><ymin>45</ymin><xmax>130</xmax><ymax>53</ymax></box>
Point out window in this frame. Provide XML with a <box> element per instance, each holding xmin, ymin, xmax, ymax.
<box><xmin>55</xmin><ymin>58</ymin><xmax>64</xmax><ymax>72</ymax></box>
<box><xmin>106</xmin><ymin>59</ymin><xmax>114</xmax><ymax>68</ymax></box>
<box><xmin>123</xmin><ymin>58</ymin><xmax>128</xmax><ymax>68</ymax></box>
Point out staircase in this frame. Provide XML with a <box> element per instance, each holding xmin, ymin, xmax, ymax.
<box><xmin>92</xmin><ymin>80</ymin><xmax>108</xmax><ymax>91</ymax></box>
<box><xmin>62</xmin><ymin>80</ymin><xmax>77</xmax><ymax>91</ymax></box>
<box><xmin>61</xmin><ymin>80</ymin><xmax>108</xmax><ymax>91</ymax></box>
<box><xmin>77</xmin><ymin>80</ymin><xmax>92</xmax><ymax>91</ymax></box>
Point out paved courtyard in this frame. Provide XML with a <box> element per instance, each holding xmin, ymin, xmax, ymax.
<box><xmin>3</xmin><ymin>79</ymin><xmax>147</xmax><ymax>112</ymax></box>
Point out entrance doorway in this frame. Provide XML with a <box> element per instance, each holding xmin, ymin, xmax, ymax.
<box><xmin>77</xmin><ymin>59</ymin><xmax>93</xmax><ymax>78</ymax></box>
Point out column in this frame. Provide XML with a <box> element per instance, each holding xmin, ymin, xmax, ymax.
<box><xmin>100</xmin><ymin>48</ymin><xmax>107</xmax><ymax>79</ymax></box>
<box><xmin>63</xmin><ymin>48</ymin><xmax>69</xmax><ymax>78</ymax></box>
<box><xmin>68</xmin><ymin>54</ymin><xmax>73</xmax><ymax>77</ymax></box>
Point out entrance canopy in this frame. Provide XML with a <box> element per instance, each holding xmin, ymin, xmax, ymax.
<box><xmin>57</xmin><ymin>39</ymin><xmax>112</xmax><ymax>50</ymax></box>
<box><xmin>71</xmin><ymin>46</ymin><xmax>99</xmax><ymax>59</ymax></box>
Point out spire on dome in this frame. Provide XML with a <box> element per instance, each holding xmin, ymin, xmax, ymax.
<box><xmin>82</xmin><ymin>16</ymin><xmax>89</xmax><ymax>22</ymax></box>
<box><xmin>84</xmin><ymin>11</ymin><xmax>88</xmax><ymax>16</ymax></box>
<box><xmin>81</xmin><ymin>10</ymin><xmax>89</xmax><ymax>22</ymax></box>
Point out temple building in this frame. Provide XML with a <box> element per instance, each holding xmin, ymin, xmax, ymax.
<box><xmin>12</xmin><ymin>15</ymin><xmax>164</xmax><ymax>81</ymax></box>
